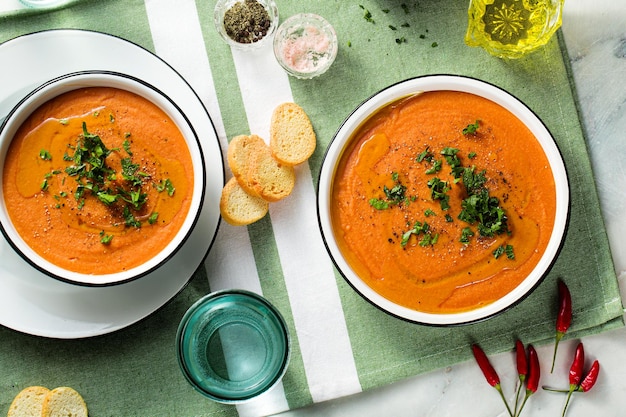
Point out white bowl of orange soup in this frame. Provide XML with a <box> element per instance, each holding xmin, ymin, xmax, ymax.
<box><xmin>0</xmin><ymin>71</ymin><xmax>205</xmax><ymax>286</ymax></box>
<box><xmin>318</xmin><ymin>75</ymin><xmax>569</xmax><ymax>325</ymax></box>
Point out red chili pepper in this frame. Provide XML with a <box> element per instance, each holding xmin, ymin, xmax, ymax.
<box><xmin>526</xmin><ymin>345</ymin><xmax>540</xmax><ymax>394</ymax></box>
<box><xmin>551</xmin><ymin>279</ymin><xmax>572</xmax><ymax>373</ymax></box>
<box><xmin>515</xmin><ymin>339</ymin><xmax>528</xmax><ymax>382</ymax></box>
<box><xmin>560</xmin><ymin>343</ymin><xmax>586</xmax><ymax>417</ymax></box>
<box><xmin>569</xmin><ymin>343</ymin><xmax>585</xmax><ymax>388</ymax></box>
<box><xmin>561</xmin><ymin>359</ymin><xmax>600</xmax><ymax>416</ymax></box>
<box><xmin>578</xmin><ymin>360</ymin><xmax>600</xmax><ymax>392</ymax></box>
<box><xmin>472</xmin><ymin>344</ymin><xmax>500</xmax><ymax>387</ymax></box>
<box><xmin>513</xmin><ymin>340</ymin><xmax>528</xmax><ymax>415</ymax></box>
<box><xmin>516</xmin><ymin>344</ymin><xmax>540</xmax><ymax>417</ymax></box>
<box><xmin>472</xmin><ymin>344</ymin><xmax>514</xmax><ymax>417</ymax></box>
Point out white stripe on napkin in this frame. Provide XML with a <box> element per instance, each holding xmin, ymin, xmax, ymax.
<box><xmin>144</xmin><ymin>1</ymin><xmax>289</xmax><ymax>415</ymax></box>
<box><xmin>230</xmin><ymin>43</ymin><xmax>362</xmax><ymax>403</ymax></box>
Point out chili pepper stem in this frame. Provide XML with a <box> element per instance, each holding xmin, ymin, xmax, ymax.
<box><xmin>513</xmin><ymin>381</ymin><xmax>523</xmax><ymax>416</ymax></box>
<box><xmin>561</xmin><ymin>389</ymin><xmax>575</xmax><ymax>417</ymax></box>
<box><xmin>515</xmin><ymin>391</ymin><xmax>532</xmax><ymax>417</ymax></box>
<box><xmin>542</xmin><ymin>386</ymin><xmax>571</xmax><ymax>393</ymax></box>
<box><xmin>550</xmin><ymin>332</ymin><xmax>564</xmax><ymax>373</ymax></box>
<box><xmin>495</xmin><ymin>384</ymin><xmax>515</xmax><ymax>417</ymax></box>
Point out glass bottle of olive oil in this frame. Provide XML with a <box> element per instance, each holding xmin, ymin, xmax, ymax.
<box><xmin>465</xmin><ymin>0</ymin><xmax>565</xmax><ymax>59</ymax></box>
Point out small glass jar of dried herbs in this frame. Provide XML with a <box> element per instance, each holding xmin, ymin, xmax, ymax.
<box><xmin>214</xmin><ymin>0</ymin><xmax>279</xmax><ymax>50</ymax></box>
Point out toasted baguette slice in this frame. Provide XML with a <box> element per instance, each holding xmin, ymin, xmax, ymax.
<box><xmin>248</xmin><ymin>144</ymin><xmax>296</xmax><ymax>202</ymax></box>
<box><xmin>8</xmin><ymin>386</ymin><xmax>50</xmax><ymax>417</ymax></box>
<box><xmin>220</xmin><ymin>177</ymin><xmax>269</xmax><ymax>226</ymax></box>
<box><xmin>41</xmin><ymin>387</ymin><xmax>88</xmax><ymax>417</ymax></box>
<box><xmin>227</xmin><ymin>134</ymin><xmax>267</xmax><ymax>196</ymax></box>
<box><xmin>270</xmin><ymin>102</ymin><xmax>316</xmax><ymax>166</ymax></box>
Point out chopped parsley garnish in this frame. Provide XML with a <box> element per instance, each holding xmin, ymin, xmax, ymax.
<box><xmin>401</xmin><ymin>220</ymin><xmax>438</xmax><ymax>248</ymax></box>
<box><xmin>427</xmin><ymin>177</ymin><xmax>450</xmax><ymax>210</ymax></box>
<box><xmin>155</xmin><ymin>178</ymin><xmax>175</xmax><ymax>196</ymax></box>
<box><xmin>366</xmin><ymin>121</ymin><xmax>513</xmax><ymax>257</ymax></box>
<box><xmin>460</xmin><ymin>227</ymin><xmax>475</xmax><ymax>244</ymax></box>
<box><xmin>123</xmin><ymin>139</ymin><xmax>133</xmax><ymax>155</ymax></box>
<box><xmin>38</xmin><ymin>121</ymin><xmax>174</xmax><ymax>244</ymax></box>
<box><xmin>369</xmin><ymin>198</ymin><xmax>390</xmax><ymax>210</ymax></box>
<box><xmin>441</xmin><ymin>147</ymin><xmax>463</xmax><ymax>179</ymax></box>
<box><xmin>425</xmin><ymin>159</ymin><xmax>442</xmax><ymax>174</ymax></box>
<box><xmin>39</xmin><ymin>149</ymin><xmax>52</xmax><ymax>160</ymax></box>
<box><xmin>493</xmin><ymin>244</ymin><xmax>515</xmax><ymax>260</ymax></box>
<box><xmin>384</xmin><ymin>182</ymin><xmax>406</xmax><ymax>204</ymax></box>
<box><xmin>463</xmin><ymin>120</ymin><xmax>480</xmax><ymax>135</ymax></box>
<box><xmin>368</xmin><ymin>172</ymin><xmax>408</xmax><ymax>210</ymax></box>
<box><xmin>123</xmin><ymin>206</ymin><xmax>141</xmax><ymax>228</ymax></box>
<box><xmin>417</xmin><ymin>146</ymin><xmax>434</xmax><ymax>163</ymax></box>
<box><xmin>100</xmin><ymin>231</ymin><xmax>113</xmax><ymax>245</ymax></box>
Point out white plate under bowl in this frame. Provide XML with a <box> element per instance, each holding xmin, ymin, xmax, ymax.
<box><xmin>317</xmin><ymin>75</ymin><xmax>569</xmax><ymax>326</ymax></box>
<box><xmin>0</xmin><ymin>30</ymin><xmax>224</xmax><ymax>338</ymax></box>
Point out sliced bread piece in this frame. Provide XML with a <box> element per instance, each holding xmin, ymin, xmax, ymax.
<box><xmin>220</xmin><ymin>177</ymin><xmax>269</xmax><ymax>226</ymax></box>
<box><xmin>227</xmin><ymin>134</ymin><xmax>267</xmax><ymax>196</ymax></box>
<box><xmin>41</xmin><ymin>387</ymin><xmax>88</xmax><ymax>417</ymax></box>
<box><xmin>226</xmin><ymin>135</ymin><xmax>267</xmax><ymax>195</ymax></box>
<box><xmin>270</xmin><ymin>102</ymin><xmax>316</xmax><ymax>166</ymax></box>
<box><xmin>247</xmin><ymin>144</ymin><xmax>296</xmax><ymax>202</ymax></box>
<box><xmin>7</xmin><ymin>386</ymin><xmax>50</xmax><ymax>417</ymax></box>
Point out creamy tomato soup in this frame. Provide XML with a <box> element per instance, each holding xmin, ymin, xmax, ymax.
<box><xmin>331</xmin><ymin>91</ymin><xmax>556</xmax><ymax>314</ymax></box>
<box><xmin>2</xmin><ymin>87</ymin><xmax>194</xmax><ymax>275</ymax></box>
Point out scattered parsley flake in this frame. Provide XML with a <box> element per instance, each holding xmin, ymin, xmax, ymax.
<box><xmin>463</xmin><ymin>120</ymin><xmax>480</xmax><ymax>135</ymax></box>
<box><xmin>123</xmin><ymin>139</ymin><xmax>133</xmax><ymax>155</ymax></box>
<box><xmin>359</xmin><ymin>5</ymin><xmax>375</xmax><ymax>23</ymax></box>
<box><xmin>100</xmin><ymin>230</ymin><xmax>113</xmax><ymax>245</ymax></box>
<box><xmin>39</xmin><ymin>149</ymin><xmax>52</xmax><ymax>160</ymax></box>
<box><xmin>369</xmin><ymin>198</ymin><xmax>389</xmax><ymax>210</ymax></box>
<box><xmin>155</xmin><ymin>178</ymin><xmax>175</xmax><ymax>196</ymax></box>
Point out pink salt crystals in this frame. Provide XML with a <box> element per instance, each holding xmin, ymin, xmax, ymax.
<box><xmin>274</xmin><ymin>13</ymin><xmax>338</xmax><ymax>79</ymax></box>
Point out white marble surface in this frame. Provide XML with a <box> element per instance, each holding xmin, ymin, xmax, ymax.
<box><xmin>275</xmin><ymin>1</ymin><xmax>626</xmax><ymax>416</ymax></box>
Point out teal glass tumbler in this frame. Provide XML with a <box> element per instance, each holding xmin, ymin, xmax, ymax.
<box><xmin>176</xmin><ymin>290</ymin><xmax>290</xmax><ymax>403</ymax></box>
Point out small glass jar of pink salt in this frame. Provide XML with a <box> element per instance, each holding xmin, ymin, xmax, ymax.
<box><xmin>273</xmin><ymin>13</ymin><xmax>338</xmax><ymax>79</ymax></box>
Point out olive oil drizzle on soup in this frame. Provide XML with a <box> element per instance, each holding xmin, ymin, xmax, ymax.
<box><xmin>331</xmin><ymin>91</ymin><xmax>556</xmax><ymax>314</ymax></box>
<box><xmin>2</xmin><ymin>87</ymin><xmax>194</xmax><ymax>275</ymax></box>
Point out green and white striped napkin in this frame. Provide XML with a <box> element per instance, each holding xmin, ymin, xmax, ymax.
<box><xmin>0</xmin><ymin>1</ymin><xmax>622</xmax><ymax>416</ymax></box>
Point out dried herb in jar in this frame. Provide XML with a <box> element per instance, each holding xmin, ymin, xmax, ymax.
<box><xmin>223</xmin><ymin>0</ymin><xmax>271</xmax><ymax>44</ymax></box>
